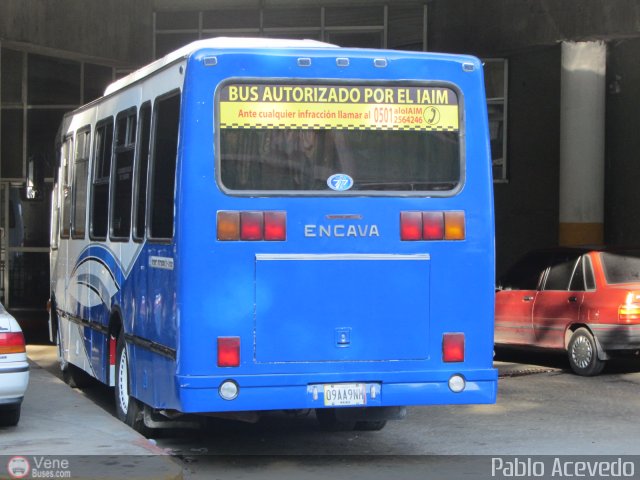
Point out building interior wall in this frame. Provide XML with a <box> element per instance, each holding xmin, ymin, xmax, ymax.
<box><xmin>426</xmin><ymin>0</ymin><xmax>640</xmax><ymax>57</ymax></box>
<box><xmin>152</xmin><ymin>3</ymin><xmax>425</xmax><ymax>58</ymax></box>
<box><xmin>0</xmin><ymin>47</ymin><xmax>117</xmax><ymax>309</ymax></box>
<box><xmin>0</xmin><ymin>1</ymin><xmax>156</xmax><ymax>311</ymax></box>
<box><xmin>604</xmin><ymin>38</ymin><xmax>640</xmax><ymax>247</ymax></box>
<box><xmin>494</xmin><ymin>46</ymin><xmax>561</xmax><ymax>276</ymax></box>
<box><xmin>0</xmin><ymin>0</ymin><xmax>153</xmax><ymax>65</ymax></box>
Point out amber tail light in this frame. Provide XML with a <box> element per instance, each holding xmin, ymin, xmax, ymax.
<box><xmin>619</xmin><ymin>291</ymin><xmax>640</xmax><ymax>323</ymax></box>
<box><xmin>0</xmin><ymin>332</ymin><xmax>26</xmax><ymax>354</ymax></box>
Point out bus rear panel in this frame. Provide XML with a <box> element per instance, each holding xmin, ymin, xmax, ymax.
<box><xmin>171</xmin><ymin>45</ymin><xmax>496</xmax><ymax>415</ymax></box>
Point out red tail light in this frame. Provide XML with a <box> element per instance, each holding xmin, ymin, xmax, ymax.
<box><xmin>217</xmin><ymin>337</ymin><xmax>240</xmax><ymax>367</ymax></box>
<box><xmin>240</xmin><ymin>212</ymin><xmax>264</xmax><ymax>240</ymax></box>
<box><xmin>218</xmin><ymin>211</ymin><xmax>286</xmax><ymax>241</ymax></box>
<box><xmin>264</xmin><ymin>211</ymin><xmax>287</xmax><ymax>241</ymax></box>
<box><xmin>0</xmin><ymin>332</ymin><xmax>26</xmax><ymax>354</ymax></box>
<box><xmin>401</xmin><ymin>211</ymin><xmax>465</xmax><ymax>241</ymax></box>
<box><xmin>422</xmin><ymin>211</ymin><xmax>445</xmax><ymax>240</ymax></box>
<box><xmin>619</xmin><ymin>292</ymin><xmax>640</xmax><ymax>324</ymax></box>
<box><xmin>443</xmin><ymin>333</ymin><xmax>465</xmax><ymax>362</ymax></box>
<box><xmin>400</xmin><ymin>211</ymin><xmax>423</xmax><ymax>241</ymax></box>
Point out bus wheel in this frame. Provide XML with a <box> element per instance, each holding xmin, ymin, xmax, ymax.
<box><xmin>62</xmin><ymin>364</ymin><xmax>93</xmax><ymax>388</ymax></box>
<box><xmin>315</xmin><ymin>408</ymin><xmax>356</xmax><ymax>431</ymax></box>
<box><xmin>114</xmin><ymin>331</ymin><xmax>149</xmax><ymax>435</ymax></box>
<box><xmin>354</xmin><ymin>420</ymin><xmax>387</xmax><ymax>431</ymax></box>
<box><xmin>568</xmin><ymin>328</ymin><xmax>606</xmax><ymax>376</ymax></box>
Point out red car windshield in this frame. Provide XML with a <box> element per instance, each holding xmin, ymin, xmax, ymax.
<box><xmin>600</xmin><ymin>252</ymin><xmax>640</xmax><ymax>284</ymax></box>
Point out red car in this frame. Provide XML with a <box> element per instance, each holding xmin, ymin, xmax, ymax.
<box><xmin>495</xmin><ymin>248</ymin><xmax>640</xmax><ymax>376</ymax></box>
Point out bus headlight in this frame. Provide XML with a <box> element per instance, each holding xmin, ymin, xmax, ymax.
<box><xmin>219</xmin><ymin>380</ymin><xmax>239</xmax><ymax>400</ymax></box>
<box><xmin>448</xmin><ymin>375</ymin><xmax>466</xmax><ymax>393</ymax></box>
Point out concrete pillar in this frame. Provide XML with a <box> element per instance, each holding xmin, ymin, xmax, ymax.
<box><xmin>559</xmin><ymin>41</ymin><xmax>606</xmax><ymax>246</ymax></box>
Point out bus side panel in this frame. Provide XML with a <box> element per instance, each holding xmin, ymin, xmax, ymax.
<box><xmin>89</xmin><ymin>329</ymin><xmax>109</xmax><ymax>384</ymax></box>
<box><xmin>459</xmin><ymin>60</ymin><xmax>496</xmax><ymax>370</ymax></box>
<box><xmin>130</xmin><ymin>344</ymin><xmax>180</xmax><ymax>410</ymax></box>
<box><xmin>128</xmin><ymin>243</ymin><xmax>180</xmax><ymax>408</ymax></box>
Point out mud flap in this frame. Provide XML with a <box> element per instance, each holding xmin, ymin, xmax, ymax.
<box><xmin>593</xmin><ymin>334</ymin><xmax>610</xmax><ymax>361</ymax></box>
<box><xmin>143</xmin><ymin>405</ymin><xmax>201</xmax><ymax>429</ymax></box>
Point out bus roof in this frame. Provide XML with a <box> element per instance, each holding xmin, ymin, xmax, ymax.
<box><xmin>104</xmin><ymin>37</ymin><xmax>337</xmax><ymax>96</ymax></box>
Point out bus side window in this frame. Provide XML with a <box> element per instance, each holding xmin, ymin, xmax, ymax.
<box><xmin>60</xmin><ymin>136</ymin><xmax>73</xmax><ymax>239</ymax></box>
<box><xmin>133</xmin><ymin>102</ymin><xmax>151</xmax><ymax>242</ymax></box>
<box><xmin>71</xmin><ymin>128</ymin><xmax>90</xmax><ymax>239</ymax></box>
<box><xmin>111</xmin><ymin>108</ymin><xmax>137</xmax><ymax>240</ymax></box>
<box><xmin>149</xmin><ymin>92</ymin><xmax>180</xmax><ymax>241</ymax></box>
<box><xmin>91</xmin><ymin>118</ymin><xmax>114</xmax><ymax>240</ymax></box>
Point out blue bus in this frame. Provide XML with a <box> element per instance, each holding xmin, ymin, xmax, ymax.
<box><xmin>50</xmin><ymin>38</ymin><xmax>497</xmax><ymax>433</ymax></box>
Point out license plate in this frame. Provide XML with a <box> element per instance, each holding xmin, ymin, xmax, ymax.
<box><xmin>323</xmin><ymin>383</ymin><xmax>367</xmax><ymax>406</ymax></box>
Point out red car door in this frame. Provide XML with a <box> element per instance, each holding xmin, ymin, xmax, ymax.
<box><xmin>495</xmin><ymin>251</ymin><xmax>550</xmax><ymax>346</ymax></box>
<box><xmin>495</xmin><ymin>289</ymin><xmax>537</xmax><ymax>345</ymax></box>
<box><xmin>533</xmin><ymin>256</ymin><xmax>584</xmax><ymax>349</ymax></box>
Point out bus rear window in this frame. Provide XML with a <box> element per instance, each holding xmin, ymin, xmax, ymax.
<box><xmin>217</xmin><ymin>82</ymin><xmax>461</xmax><ymax>193</ymax></box>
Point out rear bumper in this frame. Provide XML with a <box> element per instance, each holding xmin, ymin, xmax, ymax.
<box><xmin>175</xmin><ymin>368</ymin><xmax>498</xmax><ymax>414</ymax></box>
<box><xmin>591</xmin><ymin>324</ymin><xmax>640</xmax><ymax>352</ymax></box>
<box><xmin>0</xmin><ymin>362</ymin><xmax>29</xmax><ymax>404</ymax></box>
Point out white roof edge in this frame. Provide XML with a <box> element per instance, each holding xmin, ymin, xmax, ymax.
<box><xmin>104</xmin><ymin>37</ymin><xmax>337</xmax><ymax>96</ymax></box>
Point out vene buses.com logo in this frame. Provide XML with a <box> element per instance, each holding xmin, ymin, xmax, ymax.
<box><xmin>7</xmin><ymin>456</ymin><xmax>30</xmax><ymax>479</ymax></box>
<box><xmin>327</xmin><ymin>173</ymin><xmax>354</xmax><ymax>192</ymax></box>
<box><xmin>7</xmin><ymin>456</ymin><xmax>71</xmax><ymax>478</ymax></box>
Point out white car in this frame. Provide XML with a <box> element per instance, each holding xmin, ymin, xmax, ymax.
<box><xmin>0</xmin><ymin>303</ymin><xmax>29</xmax><ymax>426</ymax></box>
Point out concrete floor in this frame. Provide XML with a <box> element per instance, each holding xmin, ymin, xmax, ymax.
<box><xmin>0</xmin><ymin>348</ymin><xmax>182</xmax><ymax>479</ymax></box>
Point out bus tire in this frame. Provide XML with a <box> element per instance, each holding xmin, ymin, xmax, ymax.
<box><xmin>62</xmin><ymin>364</ymin><xmax>93</xmax><ymax>389</ymax></box>
<box><xmin>315</xmin><ymin>408</ymin><xmax>356</xmax><ymax>431</ymax></box>
<box><xmin>354</xmin><ymin>420</ymin><xmax>387</xmax><ymax>431</ymax></box>
<box><xmin>568</xmin><ymin>328</ymin><xmax>606</xmax><ymax>376</ymax></box>
<box><xmin>114</xmin><ymin>331</ymin><xmax>149</xmax><ymax>435</ymax></box>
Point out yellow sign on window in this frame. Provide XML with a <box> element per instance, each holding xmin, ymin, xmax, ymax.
<box><xmin>218</xmin><ymin>84</ymin><xmax>459</xmax><ymax>132</ymax></box>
